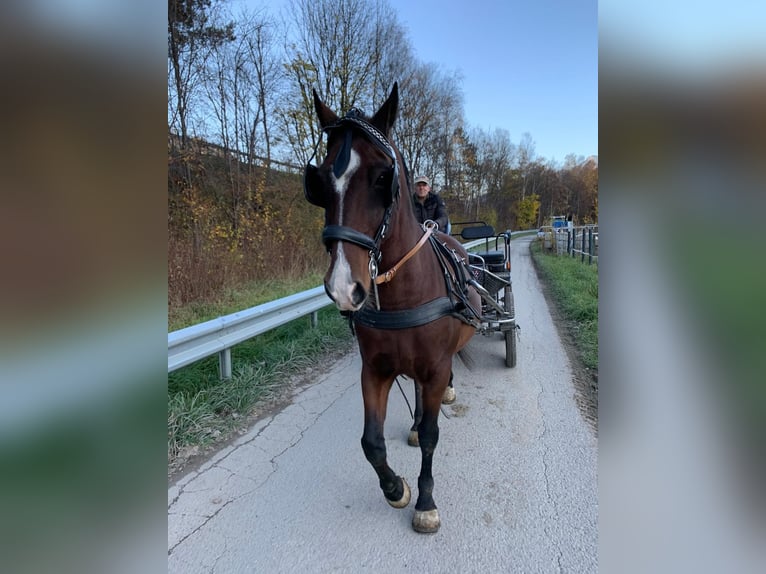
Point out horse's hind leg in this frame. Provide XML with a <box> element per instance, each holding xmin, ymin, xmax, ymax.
<box><xmin>360</xmin><ymin>370</ymin><xmax>411</xmax><ymax>508</ymax></box>
<box><xmin>411</xmin><ymin>372</ymin><xmax>453</xmax><ymax>446</ymax></box>
<box><xmin>441</xmin><ymin>370</ymin><xmax>456</xmax><ymax>404</ymax></box>
<box><xmin>412</xmin><ymin>378</ymin><xmax>447</xmax><ymax>533</ymax></box>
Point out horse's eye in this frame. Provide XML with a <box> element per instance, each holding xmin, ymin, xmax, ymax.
<box><xmin>375</xmin><ymin>170</ymin><xmax>391</xmax><ymax>187</ymax></box>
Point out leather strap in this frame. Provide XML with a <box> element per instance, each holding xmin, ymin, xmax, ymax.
<box><xmin>322</xmin><ymin>225</ymin><xmax>378</xmax><ymax>253</ymax></box>
<box><xmin>374</xmin><ymin>226</ymin><xmax>434</xmax><ymax>284</ymax></box>
<box><xmin>352</xmin><ymin>297</ymin><xmax>456</xmax><ymax>329</ymax></box>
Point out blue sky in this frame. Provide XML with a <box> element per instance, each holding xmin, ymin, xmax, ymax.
<box><xmin>238</xmin><ymin>0</ymin><xmax>598</xmax><ymax>165</ymax></box>
<box><xmin>600</xmin><ymin>1</ymin><xmax>766</xmax><ymax>73</ymax></box>
<box><xmin>387</xmin><ymin>0</ymin><xmax>598</xmax><ymax>164</ymax></box>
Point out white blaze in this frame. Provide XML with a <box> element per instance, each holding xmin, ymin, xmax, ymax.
<box><xmin>326</xmin><ymin>150</ymin><xmax>363</xmax><ymax>310</ymax></box>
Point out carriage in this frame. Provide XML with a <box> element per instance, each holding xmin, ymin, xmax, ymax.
<box><xmin>453</xmin><ymin>221</ymin><xmax>518</xmax><ymax>368</ymax></box>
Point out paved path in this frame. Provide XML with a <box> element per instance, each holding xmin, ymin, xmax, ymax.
<box><xmin>168</xmin><ymin>237</ymin><xmax>598</xmax><ymax>573</ymax></box>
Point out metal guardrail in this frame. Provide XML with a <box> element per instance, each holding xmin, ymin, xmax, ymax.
<box><xmin>167</xmin><ymin>233</ymin><xmax>531</xmax><ymax>378</ymax></box>
<box><xmin>168</xmin><ymin>286</ymin><xmax>330</xmax><ymax>378</ymax></box>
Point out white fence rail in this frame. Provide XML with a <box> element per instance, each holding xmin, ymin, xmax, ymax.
<box><xmin>168</xmin><ymin>234</ymin><xmax>530</xmax><ymax>378</ymax></box>
<box><xmin>541</xmin><ymin>225</ymin><xmax>598</xmax><ymax>265</ymax></box>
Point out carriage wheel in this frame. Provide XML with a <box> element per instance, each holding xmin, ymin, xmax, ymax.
<box><xmin>503</xmin><ymin>287</ymin><xmax>517</xmax><ymax>368</ymax></box>
<box><xmin>505</xmin><ymin>327</ymin><xmax>517</xmax><ymax>368</ymax></box>
<box><xmin>503</xmin><ymin>286</ymin><xmax>514</xmax><ymax>317</ymax></box>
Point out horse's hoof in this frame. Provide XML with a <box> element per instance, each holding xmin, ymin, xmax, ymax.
<box><xmin>387</xmin><ymin>477</ymin><xmax>410</xmax><ymax>509</ymax></box>
<box><xmin>412</xmin><ymin>509</ymin><xmax>440</xmax><ymax>533</ymax></box>
<box><xmin>441</xmin><ymin>386</ymin><xmax>456</xmax><ymax>404</ymax></box>
<box><xmin>407</xmin><ymin>430</ymin><xmax>419</xmax><ymax>447</ymax></box>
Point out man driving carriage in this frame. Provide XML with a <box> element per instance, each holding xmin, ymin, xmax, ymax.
<box><xmin>410</xmin><ymin>175</ymin><xmax>456</xmax><ymax>404</ymax></box>
<box><xmin>412</xmin><ymin>175</ymin><xmax>449</xmax><ymax>233</ymax></box>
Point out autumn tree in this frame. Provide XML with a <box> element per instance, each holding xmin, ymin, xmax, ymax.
<box><xmin>558</xmin><ymin>155</ymin><xmax>598</xmax><ymax>224</ymax></box>
<box><xmin>515</xmin><ymin>194</ymin><xmax>541</xmax><ymax>230</ymax></box>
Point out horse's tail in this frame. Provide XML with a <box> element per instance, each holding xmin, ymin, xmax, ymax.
<box><xmin>456</xmin><ymin>347</ymin><xmax>476</xmax><ymax>371</ymax></box>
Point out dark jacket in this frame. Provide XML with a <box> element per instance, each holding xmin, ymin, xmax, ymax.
<box><xmin>412</xmin><ymin>192</ymin><xmax>449</xmax><ymax>232</ymax></box>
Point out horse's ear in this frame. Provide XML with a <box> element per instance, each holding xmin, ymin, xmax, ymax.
<box><xmin>313</xmin><ymin>89</ymin><xmax>338</xmax><ymax>129</ymax></box>
<box><xmin>371</xmin><ymin>82</ymin><xmax>398</xmax><ymax>136</ymax></box>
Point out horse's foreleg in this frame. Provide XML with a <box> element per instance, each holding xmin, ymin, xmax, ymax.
<box><xmin>408</xmin><ymin>381</ymin><xmax>423</xmax><ymax>447</ymax></box>
<box><xmin>412</xmin><ymin>380</ymin><xmax>445</xmax><ymax>533</ymax></box>
<box><xmin>360</xmin><ymin>373</ymin><xmax>411</xmax><ymax>509</ymax></box>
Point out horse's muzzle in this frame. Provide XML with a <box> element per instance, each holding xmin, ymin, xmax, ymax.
<box><xmin>324</xmin><ymin>280</ymin><xmax>367</xmax><ymax>311</ymax></box>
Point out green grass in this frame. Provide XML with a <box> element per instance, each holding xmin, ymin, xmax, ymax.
<box><xmin>168</xmin><ymin>298</ymin><xmax>353</xmax><ymax>467</ymax></box>
<box><xmin>530</xmin><ymin>240</ymin><xmax>599</xmax><ymax>372</ymax></box>
<box><xmin>666</xmin><ymin>231</ymin><xmax>765</xmax><ymax>454</ymax></box>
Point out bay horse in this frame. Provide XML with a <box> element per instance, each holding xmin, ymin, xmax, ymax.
<box><xmin>303</xmin><ymin>83</ymin><xmax>482</xmax><ymax>533</ymax></box>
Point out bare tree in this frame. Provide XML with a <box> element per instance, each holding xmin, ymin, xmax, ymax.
<box><xmin>278</xmin><ymin>57</ymin><xmax>321</xmax><ymax>167</ymax></box>
<box><xmin>437</xmin><ymin>83</ymin><xmax>466</xmax><ymax>202</ymax></box>
<box><xmin>280</xmin><ymin>0</ymin><xmax>415</xmax><ymax>165</ymax></box>
<box><xmin>202</xmin><ymin>31</ymin><xmax>234</xmax><ymax>152</ymax></box>
<box><xmin>517</xmin><ymin>131</ymin><xmax>536</xmax><ymax>199</ymax></box>
<box><xmin>168</xmin><ymin>0</ymin><xmax>234</xmax><ymax>149</ymax></box>
<box><xmin>396</xmin><ymin>63</ymin><xmax>444</xmax><ymax>177</ymax></box>
<box><xmin>458</xmin><ymin>127</ymin><xmax>515</xmax><ymax>220</ymax></box>
<box><xmin>368</xmin><ymin>2</ymin><xmax>412</xmax><ymax>108</ymax></box>
<box><xmin>200</xmin><ymin>30</ymin><xmax>242</xmax><ymax>230</ymax></box>
<box><xmin>234</xmin><ymin>10</ymin><xmax>282</xmax><ymax>168</ymax></box>
<box><xmin>483</xmin><ymin>128</ymin><xmax>516</xmax><ymax>197</ymax></box>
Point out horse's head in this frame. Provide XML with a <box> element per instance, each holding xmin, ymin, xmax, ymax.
<box><xmin>304</xmin><ymin>83</ymin><xmax>404</xmax><ymax>311</ymax></box>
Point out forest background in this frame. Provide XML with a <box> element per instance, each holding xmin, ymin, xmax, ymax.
<box><xmin>168</xmin><ymin>0</ymin><xmax>598</xmax><ymax>312</ymax></box>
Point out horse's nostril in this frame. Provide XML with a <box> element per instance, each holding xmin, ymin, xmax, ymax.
<box><xmin>352</xmin><ymin>282</ymin><xmax>367</xmax><ymax>306</ymax></box>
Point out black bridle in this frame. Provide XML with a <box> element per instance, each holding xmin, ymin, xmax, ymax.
<box><xmin>303</xmin><ymin>109</ymin><xmax>401</xmax><ymax>263</ymax></box>
<box><xmin>303</xmin><ymin>108</ymin><xmax>482</xmax><ymax>327</ymax></box>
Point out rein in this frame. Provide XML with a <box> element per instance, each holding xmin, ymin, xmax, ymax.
<box><xmin>351</xmin><ymin>228</ymin><xmax>484</xmax><ymax>332</ymax></box>
<box><xmin>374</xmin><ymin>223</ymin><xmax>434</xmax><ymax>285</ymax></box>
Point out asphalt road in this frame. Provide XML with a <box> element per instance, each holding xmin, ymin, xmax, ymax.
<box><xmin>168</xmin><ymin>236</ymin><xmax>598</xmax><ymax>573</ymax></box>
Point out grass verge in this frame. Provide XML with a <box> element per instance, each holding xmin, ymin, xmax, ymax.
<box><xmin>168</xmin><ymin>302</ymin><xmax>353</xmax><ymax>474</ymax></box>
<box><xmin>530</xmin><ymin>240</ymin><xmax>599</xmax><ymax>374</ymax></box>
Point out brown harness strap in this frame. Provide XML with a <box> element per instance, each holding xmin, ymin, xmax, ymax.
<box><xmin>374</xmin><ymin>225</ymin><xmax>434</xmax><ymax>285</ymax></box>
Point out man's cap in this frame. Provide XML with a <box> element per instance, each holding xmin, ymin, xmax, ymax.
<box><xmin>414</xmin><ymin>175</ymin><xmax>430</xmax><ymax>185</ymax></box>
